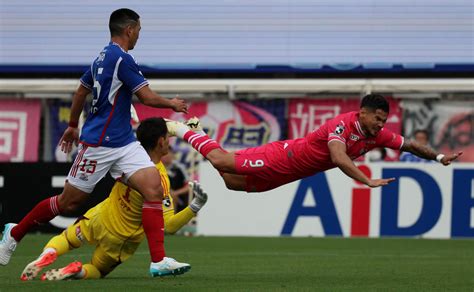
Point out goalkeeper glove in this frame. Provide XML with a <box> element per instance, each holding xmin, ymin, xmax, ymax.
<box><xmin>189</xmin><ymin>181</ymin><xmax>208</xmax><ymax>213</ymax></box>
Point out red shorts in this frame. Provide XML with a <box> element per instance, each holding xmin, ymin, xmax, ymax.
<box><xmin>234</xmin><ymin>141</ymin><xmax>300</xmax><ymax>192</ymax></box>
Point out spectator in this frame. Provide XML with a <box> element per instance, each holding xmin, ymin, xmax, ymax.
<box><xmin>162</xmin><ymin>148</ymin><xmax>190</xmax><ymax>212</ymax></box>
<box><xmin>400</xmin><ymin>129</ymin><xmax>432</xmax><ymax>162</ymax></box>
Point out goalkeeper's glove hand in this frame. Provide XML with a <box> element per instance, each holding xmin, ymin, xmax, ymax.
<box><xmin>189</xmin><ymin>181</ymin><xmax>208</xmax><ymax>213</ymax></box>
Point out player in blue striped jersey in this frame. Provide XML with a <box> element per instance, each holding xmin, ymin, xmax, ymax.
<box><xmin>0</xmin><ymin>8</ymin><xmax>189</xmax><ymax>276</ymax></box>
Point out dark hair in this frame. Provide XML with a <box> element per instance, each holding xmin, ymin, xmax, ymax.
<box><xmin>136</xmin><ymin>117</ymin><xmax>168</xmax><ymax>152</ymax></box>
<box><xmin>360</xmin><ymin>94</ymin><xmax>389</xmax><ymax>114</ymax></box>
<box><xmin>109</xmin><ymin>8</ymin><xmax>140</xmax><ymax>37</ymax></box>
<box><xmin>414</xmin><ymin>129</ymin><xmax>429</xmax><ymax>138</ymax></box>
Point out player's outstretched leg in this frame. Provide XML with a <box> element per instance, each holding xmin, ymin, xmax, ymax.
<box><xmin>20</xmin><ymin>249</ymin><xmax>58</xmax><ymax>281</ymax></box>
<box><xmin>149</xmin><ymin>257</ymin><xmax>191</xmax><ymax>277</ymax></box>
<box><xmin>41</xmin><ymin>261</ymin><xmax>83</xmax><ymax>281</ymax></box>
<box><xmin>166</xmin><ymin>117</ymin><xmax>223</xmax><ymax>158</ymax></box>
<box><xmin>0</xmin><ymin>223</ymin><xmax>18</xmax><ymax>265</ymax></box>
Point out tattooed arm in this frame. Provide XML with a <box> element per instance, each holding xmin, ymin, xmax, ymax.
<box><xmin>400</xmin><ymin>139</ymin><xmax>463</xmax><ymax>165</ymax></box>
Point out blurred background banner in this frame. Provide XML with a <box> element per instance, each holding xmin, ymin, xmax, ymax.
<box><xmin>1</xmin><ymin>0</ymin><xmax>473</xmax><ymax>75</ymax></box>
<box><xmin>199</xmin><ymin>162</ymin><xmax>474</xmax><ymax>238</ymax></box>
<box><xmin>135</xmin><ymin>99</ymin><xmax>287</xmax><ymax>149</ymax></box>
<box><xmin>402</xmin><ymin>100</ymin><xmax>474</xmax><ymax>162</ymax></box>
<box><xmin>135</xmin><ymin>99</ymin><xmax>287</xmax><ymax>178</ymax></box>
<box><xmin>0</xmin><ymin>99</ymin><xmax>41</xmax><ymax>162</ymax></box>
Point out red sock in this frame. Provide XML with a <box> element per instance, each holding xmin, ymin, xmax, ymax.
<box><xmin>142</xmin><ymin>201</ymin><xmax>165</xmax><ymax>262</ymax></box>
<box><xmin>184</xmin><ymin>131</ymin><xmax>222</xmax><ymax>157</ymax></box>
<box><xmin>11</xmin><ymin>195</ymin><xmax>61</xmax><ymax>242</ymax></box>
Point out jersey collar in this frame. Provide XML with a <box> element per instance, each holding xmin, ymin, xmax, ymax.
<box><xmin>110</xmin><ymin>41</ymin><xmax>127</xmax><ymax>53</ymax></box>
<box><xmin>354</xmin><ymin>114</ymin><xmax>368</xmax><ymax>137</ymax></box>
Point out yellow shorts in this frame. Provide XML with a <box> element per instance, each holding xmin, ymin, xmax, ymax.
<box><xmin>69</xmin><ymin>205</ymin><xmax>143</xmax><ymax>276</ymax></box>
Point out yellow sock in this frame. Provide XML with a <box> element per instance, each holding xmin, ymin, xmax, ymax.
<box><xmin>82</xmin><ymin>264</ymin><xmax>102</xmax><ymax>279</ymax></box>
<box><xmin>164</xmin><ymin>207</ymin><xmax>195</xmax><ymax>234</ymax></box>
<box><xmin>44</xmin><ymin>224</ymin><xmax>83</xmax><ymax>256</ymax></box>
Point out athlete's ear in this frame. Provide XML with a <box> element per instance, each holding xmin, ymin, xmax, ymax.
<box><xmin>125</xmin><ymin>25</ymin><xmax>133</xmax><ymax>38</ymax></box>
<box><xmin>157</xmin><ymin>136</ymin><xmax>165</xmax><ymax>151</ymax></box>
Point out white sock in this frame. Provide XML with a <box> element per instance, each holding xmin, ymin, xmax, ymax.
<box><xmin>175</xmin><ymin>123</ymin><xmax>190</xmax><ymax>139</ymax></box>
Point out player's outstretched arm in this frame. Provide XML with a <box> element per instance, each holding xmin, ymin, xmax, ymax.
<box><xmin>135</xmin><ymin>86</ymin><xmax>188</xmax><ymax>113</ymax></box>
<box><xmin>60</xmin><ymin>84</ymin><xmax>90</xmax><ymax>153</ymax></box>
<box><xmin>328</xmin><ymin>141</ymin><xmax>395</xmax><ymax>188</ymax></box>
<box><xmin>164</xmin><ymin>181</ymin><xmax>208</xmax><ymax>234</ymax></box>
<box><xmin>400</xmin><ymin>139</ymin><xmax>463</xmax><ymax>165</ymax></box>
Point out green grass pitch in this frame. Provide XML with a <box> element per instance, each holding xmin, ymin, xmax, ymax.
<box><xmin>0</xmin><ymin>234</ymin><xmax>472</xmax><ymax>291</ymax></box>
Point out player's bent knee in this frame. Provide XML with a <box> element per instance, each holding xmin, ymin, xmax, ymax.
<box><xmin>57</xmin><ymin>197</ymin><xmax>86</xmax><ymax>215</ymax></box>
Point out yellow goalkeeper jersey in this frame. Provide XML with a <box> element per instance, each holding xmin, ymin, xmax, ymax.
<box><xmin>95</xmin><ymin>162</ymin><xmax>175</xmax><ymax>241</ymax></box>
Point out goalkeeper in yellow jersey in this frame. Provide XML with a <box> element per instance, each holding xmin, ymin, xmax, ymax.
<box><xmin>20</xmin><ymin>117</ymin><xmax>208</xmax><ymax>281</ymax></box>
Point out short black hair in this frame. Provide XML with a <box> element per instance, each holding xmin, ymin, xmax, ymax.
<box><xmin>109</xmin><ymin>8</ymin><xmax>140</xmax><ymax>37</ymax></box>
<box><xmin>360</xmin><ymin>94</ymin><xmax>390</xmax><ymax>114</ymax></box>
<box><xmin>136</xmin><ymin>117</ymin><xmax>168</xmax><ymax>152</ymax></box>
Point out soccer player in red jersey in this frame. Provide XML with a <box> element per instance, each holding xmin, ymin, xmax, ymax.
<box><xmin>167</xmin><ymin>94</ymin><xmax>462</xmax><ymax>192</ymax></box>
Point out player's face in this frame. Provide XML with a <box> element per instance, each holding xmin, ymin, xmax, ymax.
<box><xmin>414</xmin><ymin>132</ymin><xmax>429</xmax><ymax>145</ymax></box>
<box><xmin>360</xmin><ymin>108</ymin><xmax>388</xmax><ymax>137</ymax></box>
<box><xmin>128</xmin><ymin>20</ymin><xmax>141</xmax><ymax>50</ymax></box>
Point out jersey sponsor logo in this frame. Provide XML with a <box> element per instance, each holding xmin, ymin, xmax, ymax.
<box><xmin>350</xmin><ymin>134</ymin><xmax>360</xmax><ymax>141</ymax></box>
<box><xmin>334</xmin><ymin>124</ymin><xmax>345</xmax><ymax>135</ymax></box>
<box><xmin>284</xmin><ymin>142</ymin><xmax>289</xmax><ymax>149</ymax></box>
<box><xmin>79</xmin><ymin>173</ymin><xmax>89</xmax><ymax>181</ymax></box>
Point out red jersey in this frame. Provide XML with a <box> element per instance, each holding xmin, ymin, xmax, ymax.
<box><xmin>235</xmin><ymin>111</ymin><xmax>404</xmax><ymax>191</ymax></box>
<box><xmin>288</xmin><ymin>111</ymin><xmax>404</xmax><ymax>177</ymax></box>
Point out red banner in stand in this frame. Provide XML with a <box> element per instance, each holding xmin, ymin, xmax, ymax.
<box><xmin>0</xmin><ymin>99</ymin><xmax>41</xmax><ymax>162</ymax></box>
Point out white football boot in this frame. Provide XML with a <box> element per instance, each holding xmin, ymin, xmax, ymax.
<box><xmin>186</xmin><ymin>117</ymin><xmax>203</xmax><ymax>132</ymax></box>
<box><xmin>0</xmin><ymin>223</ymin><xmax>18</xmax><ymax>266</ymax></box>
<box><xmin>149</xmin><ymin>257</ymin><xmax>191</xmax><ymax>277</ymax></box>
<box><xmin>165</xmin><ymin>119</ymin><xmax>188</xmax><ymax>137</ymax></box>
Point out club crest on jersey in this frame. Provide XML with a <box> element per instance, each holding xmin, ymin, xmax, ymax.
<box><xmin>163</xmin><ymin>197</ymin><xmax>171</xmax><ymax>208</ymax></box>
<box><xmin>334</xmin><ymin>124</ymin><xmax>345</xmax><ymax>135</ymax></box>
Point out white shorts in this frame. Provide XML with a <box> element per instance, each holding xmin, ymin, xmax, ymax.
<box><xmin>67</xmin><ymin>141</ymin><xmax>154</xmax><ymax>193</ymax></box>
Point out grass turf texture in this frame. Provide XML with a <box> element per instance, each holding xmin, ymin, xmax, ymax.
<box><xmin>0</xmin><ymin>235</ymin><xmax>472</xmax><ymax>291</ymax></box>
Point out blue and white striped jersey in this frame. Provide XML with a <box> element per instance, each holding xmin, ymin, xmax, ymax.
<box><xmin>79</xmin><ymin>42</ymin><xmax>148</xmax><ymax>147</ymax></box>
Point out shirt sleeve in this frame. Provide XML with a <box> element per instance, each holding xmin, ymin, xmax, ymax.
<box><xmin>326</xmin><ymin>118</ymin><xmax>350</xmax><ymax>145</ymax></box>
<box><xmin>118</xmin><ymin>54</ymin><xmax>149</xmax><ymax>93</ymax></box>
<box><xmin>79</xmin><ymin>68</ymin><xmax>93</xmax><ymax>90</ymax></box>
<box><xmin>376</xmin><ymin>128</ymin><xmax>404</xmax><ymax>150</ymax></box>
